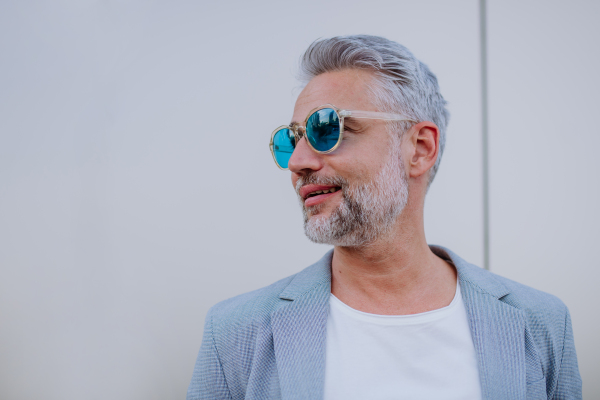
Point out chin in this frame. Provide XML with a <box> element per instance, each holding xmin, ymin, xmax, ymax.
<box><xmin>303</xmin><ymin>203</ymin><xmax>328</xmax><ymax>218</ymax></box>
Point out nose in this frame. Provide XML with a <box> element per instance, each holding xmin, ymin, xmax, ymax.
<box><xmin>288</xmin><ymin>136</ymin><xmax>324</xmax><ymax>175</ymax></box>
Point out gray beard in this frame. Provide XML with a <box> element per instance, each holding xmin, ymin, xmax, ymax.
<box><xmin>296</xmin><ymin>146</ymin><xmax>409</xmax><ymax>248</ymax></box>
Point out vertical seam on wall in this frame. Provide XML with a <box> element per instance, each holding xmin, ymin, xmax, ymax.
<box><xmin>480</xmin><ymin>0</ymin><xmax>490</xmax><ymax>271</ymax></box>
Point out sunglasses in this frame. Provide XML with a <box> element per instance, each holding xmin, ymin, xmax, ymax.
<box><xmin>269</xmin><ymin>104</ymin><xmax>416</xmax><ymax>169</ymax></box>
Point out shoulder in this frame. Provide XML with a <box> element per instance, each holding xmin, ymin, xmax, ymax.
<box><xmin>479</xmin><ymin>269</ymin><xmax>571</xmax><ymax>363</ymax></box>
<box><xmin>471</xmin><ymin>266</ymin><xmax>570</xmax><ymax>338</ymax></box>
<box><xmin>433</xmin><ymin>245</ymin><xmax>569</xmax><ymax>321</ymax></box>
<box><xmin>491</xmin><ymin>272</ymin><xmax>567</xmax><ymax>317</ymax></box>
<box><xmin>462</xmin><ymin>258</ymin><xmax>567</xmax><ymax>315</ymax></box>
<box><xmin>205</xmin><ymin>250</ymin><xmax>333</xmax><ymax>340</ymax></box>
<box><xmin>206</xmin><ymin>273</ymin><xmax>295</xmax><ymax>332</ymax></box>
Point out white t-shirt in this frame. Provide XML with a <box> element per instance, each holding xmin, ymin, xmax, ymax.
<box><xmin>323</xmin><ymin>282</ymin><xmax>482</xmax><ymax>400</ymax></box>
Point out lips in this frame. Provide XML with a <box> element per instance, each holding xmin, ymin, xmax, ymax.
<box><xmin>299</xmin><ymin>184</ymin><xmax>342</xmax><ymax>207</ymax></box>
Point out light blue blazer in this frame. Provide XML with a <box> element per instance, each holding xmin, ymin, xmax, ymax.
<box><xmin>187</xmin><ymin>246</ymin><xmax>582</xmax><ymax>399</ymax></box>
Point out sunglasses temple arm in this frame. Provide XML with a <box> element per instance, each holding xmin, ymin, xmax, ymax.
<box><xmin>341</xmin><ymin>110</ymin><xmax>417</xmax><ymax>122</ymax></box>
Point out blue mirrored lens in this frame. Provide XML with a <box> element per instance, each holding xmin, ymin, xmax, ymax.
<box><xmin>306</xmin><ymin>108</ymin><xmax>340</xmax><ymax>152</ymax></box>
<box><xmin>273</xmin><ymin>128</ymin><xmax>295</xmax><ymax>168</ymax></box>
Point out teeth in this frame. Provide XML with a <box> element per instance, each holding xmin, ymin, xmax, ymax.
<box><xmin>306</xmin><ymin>187</ymin><xmax>340</xmax><ymax>198</ymax></box>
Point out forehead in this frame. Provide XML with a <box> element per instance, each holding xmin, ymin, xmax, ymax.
<box><xmin>292</xmin><ymin>69</ymin><xmax>379</xmax><ymax>122</ymax></box>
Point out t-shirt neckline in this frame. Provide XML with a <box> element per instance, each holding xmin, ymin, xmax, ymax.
<box><xmin>329</xmin><ymin>280</ymin><xmax>461</xmax><ymax>325</ymax></box>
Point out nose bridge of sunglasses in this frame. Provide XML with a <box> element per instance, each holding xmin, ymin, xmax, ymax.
<box><xmin>298</xmin><ymin>125</ymin><xmax>306</xmax><ymax>138</ymax></box>
<box><xmin>291</xmin><ymin>124</ymin><xmax>306</xmax><ymax>141</ymax></box>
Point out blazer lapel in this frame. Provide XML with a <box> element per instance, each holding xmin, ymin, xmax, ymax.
<box><xmin>271</xmin><ymin>251</ymin><xmax>333</xmax><ymax>400</ymax></box>
<box><xmin>433</xmin><ymin>246</ymin><xmax>527</xmax><ymax>400</ymax></box>
<box><xmin>460</xmin><ymin>280</ymin><xmax>527</xmax><ymax>399</ymax></box>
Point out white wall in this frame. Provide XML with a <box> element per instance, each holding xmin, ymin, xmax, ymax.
<box><xmin>0</xmin><ymin>0</ymin><xmax>596</xmax><ymax>398</ymax></box>
<box><xmin>487</xmin><ymin>1</ymin><xmax>600</xmax><ymax>397</ymax></box>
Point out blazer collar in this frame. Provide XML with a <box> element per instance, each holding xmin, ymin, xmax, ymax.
<box><xmin>278</xmin><ymin>246</ymin><xmax>511</xmax><ymax>301</ymax></box>
<box><xmin>278</xmin><ymin>250</ymin><xmax>333</xmax><ymax>301</ymax></box>
<box><xmin>273</xmin><ymin>247</ymin><xmax>529</xmax><ymax>400</ymax></box>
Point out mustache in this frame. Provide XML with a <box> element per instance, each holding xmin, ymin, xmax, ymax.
<box><xmin>295</xmin><ymin>173</ymin><xmax>348</xmax><ymax>196</ymax></box>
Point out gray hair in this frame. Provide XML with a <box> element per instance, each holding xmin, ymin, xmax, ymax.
<box><xmin>298</xmin><ymin>35</ymin><xmax>449</xmax><ymax>187</ymax></box>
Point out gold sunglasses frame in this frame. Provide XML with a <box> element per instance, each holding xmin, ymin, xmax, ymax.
<box><xmin>269</xmin><ymin>103</ymin><xmax>417</xmax><ymax>170</ymax></box>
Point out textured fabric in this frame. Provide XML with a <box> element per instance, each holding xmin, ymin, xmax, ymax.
<box><xmin>187</xmin><ymin>246</ymin><xmax>582</xmax><ymax>400</ymax></box>
<box><xmin>323</xmin><ymin>282</ymin><xmax>482</xmax><ymax>400</ymax></box>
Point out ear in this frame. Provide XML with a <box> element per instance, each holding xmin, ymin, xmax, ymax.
<box><xmin>406</xmin><ymin>121</ymin><xmax>440</xmax><ymax>180</ymax></box>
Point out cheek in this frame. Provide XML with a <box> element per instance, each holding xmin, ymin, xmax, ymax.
<box><xmin>340</xmin><ymin>145</ymin><xmax>387</xmax><ymax>177</ymax></box>
<box><xmin>347</xmin><ymin>131</ymin><xmax>393</xmax><ymax>165</ymax></box>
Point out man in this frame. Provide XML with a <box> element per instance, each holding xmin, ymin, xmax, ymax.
<box><xmin>187</xmin><ymin>35</ymin><xmax>581</xmax><ymax>399</ymax></box>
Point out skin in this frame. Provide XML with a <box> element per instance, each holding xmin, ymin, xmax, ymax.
<box><xmin>288</xmin><ymin>69</ymin><xmax>457</xmax><ymax>315</ymax></box>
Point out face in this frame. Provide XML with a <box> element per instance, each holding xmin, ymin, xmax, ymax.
<box><xmin>289</xmin><ymin>69</ymin><xmax>409</xmax><ymax>247</ymax></box>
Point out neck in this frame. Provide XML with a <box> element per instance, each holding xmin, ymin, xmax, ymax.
<box><xmin>330</xmin><ymin>198</ymin><xmax>456</xmax><ymax>315</ymax></box>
